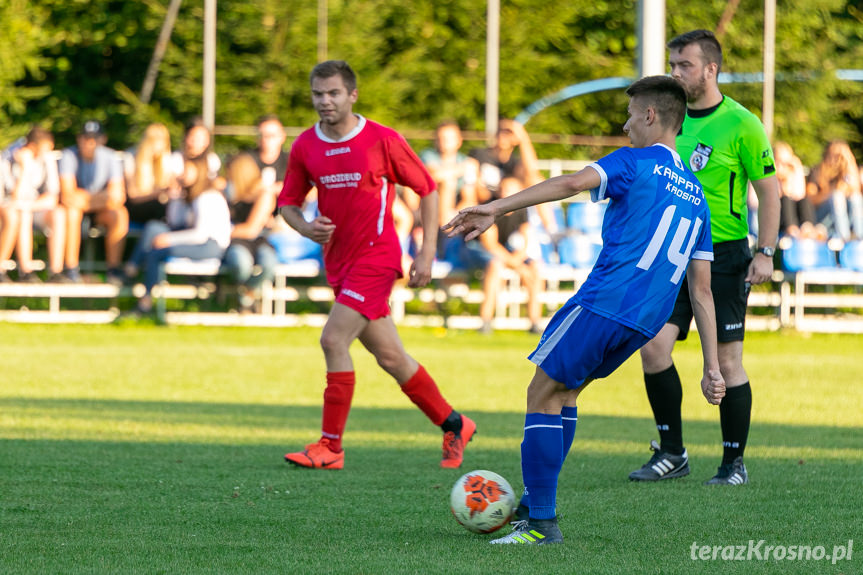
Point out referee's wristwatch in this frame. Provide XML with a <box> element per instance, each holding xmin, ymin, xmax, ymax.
<box><xmin>756</xmin><ymin>246</ymin><xmax>775</xmax><ymax>257</ymax></box>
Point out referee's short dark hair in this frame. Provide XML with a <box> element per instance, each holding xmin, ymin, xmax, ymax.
<box><xmin>626</xmin><ymin>76</ymin><xmax>687</xmax><ymax>133</ymax></box>
<box><xmin>668</xmin><ymin>29</ymin><xmax>723</xmax><ymax>72</ymax></box>
<box><xmin>310</xmin><ymin>60</ymin><xmax>357</xmax><ymax>93</ymax></box>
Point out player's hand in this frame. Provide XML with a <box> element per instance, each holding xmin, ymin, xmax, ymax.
<box><xmin>441</xmin><ymin>204</ymin><xmax>496</xmax><ymax>241</ymax></box>
<box><xmin>407</xmin><ymin>251</ymin><xmax>434</xmax><ymax>288</ymax></box>
<box><xmin>701</xmin><ymin>369</ymin><xmax>726</xmax><ymax>405</ymax></box>
<box><xmin>745</xmin><ymin>253</ymin><xmax>773</xmax><ymax>285</ymax></box>
<box><xmin>307</xmin><ymin>216</ymin><xmax>336</xmax><ymax>244</ymax></box>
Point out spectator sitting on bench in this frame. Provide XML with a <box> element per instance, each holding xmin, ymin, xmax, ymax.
<box><xmin>773</xmin><ymin>140</ymin><xmax>825</xmax><ymax>240</ymax></box>
<box><xmin>806</xmin><ymin>139</ymin><xmax>863</xmax><ymax>241</ymax></box>
<box><xmin>0</xmin><ymin>127</ymin><xmax>67</xmax><ymax>283</ymax></box>
<box><xmin>123</xmin><ymin>123</ymin><xmax>177</xmax><ymax>227</ymax></box>
<box><xmin>419</xmin><ymin>120</ymin><xmax>479</xmax><ymax>265</ymax></box>
<box><xmin>468</xmin><ymin>119</ymin><xmax>558</xmax><ymax>265</ymax></box>
<box><xmin>171</xmin><ymin>117</ymin><xmax>223</xmax><ymax>188</ymax></box>
<box><xmin>58</xmin><ymin>120</ymin><xmax>129</xmax><ymax>284</ymax></box>
<box><xmin>125</xmin><ymin>154</ymin><xmax>231</xmax><ymax>314</ymax></box>
<box><xmin>248</xmin><ymin>115</ymin><xmax>288</xmax><ymax>205</ymax></box>
<box><xmin>475</xmin><ymin>177</ymin><xmax>543</xmax><ymax>335</ymax></box>
<box><xmin>223</xmin><ymin>153</ymin><xmax>277</xmax><ymax>313</ymax></box>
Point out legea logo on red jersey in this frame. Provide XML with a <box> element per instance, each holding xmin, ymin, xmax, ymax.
<box><xmin>325</xmin><ymin>146</ymin><xmax>351</xmax><ymax>156</ymax></box>
<box><xmin>319</xmin><ymin>172</ymin><xmax>362</xmax><ymax>189</ymax></box>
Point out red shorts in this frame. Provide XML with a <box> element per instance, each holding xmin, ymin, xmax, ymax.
<box><xmin>332</xmin><ymin>263</ymin><xmax>398</xmax><ymax>320</ymax></box>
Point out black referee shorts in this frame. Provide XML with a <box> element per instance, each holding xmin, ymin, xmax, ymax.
<box><xmin>667</xmin><ymin>238</ymin><xmax>753</xmax><ymax>343</ymax></box>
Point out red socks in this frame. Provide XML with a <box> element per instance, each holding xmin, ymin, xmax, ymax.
<box><xmin>321</xmin><ymin>371</ymin><xmax>355</xmax><ymax>452</ymax></box>
<box><xmin>400</xmin><ymin>364</ymin><xmax>453</xmax><ymax>426</ymax></box>
<box><xmin>320</xmin><ymin>365</ymin><xmax>450</xmax><ymax>453</ymax></box>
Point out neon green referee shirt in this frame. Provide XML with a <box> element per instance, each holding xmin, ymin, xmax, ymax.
<box><xmin>676</xmin><ymin>96</ymin><xmax>775</xmax><ymax>243</ymax></box>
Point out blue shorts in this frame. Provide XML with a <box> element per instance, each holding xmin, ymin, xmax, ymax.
<box><xmin>528</xmin><ymin>300</ymin><xmax>649</xmax><ymax>390</ymax></box>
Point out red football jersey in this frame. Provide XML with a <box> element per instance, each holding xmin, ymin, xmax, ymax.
<box><xmin>278</xmin><ymin>116</ymin><xmax>436</xmax><ymax>285</ymax></box>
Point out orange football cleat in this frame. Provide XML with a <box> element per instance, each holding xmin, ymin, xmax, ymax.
<box><xmin>441</xmin><ymin>415</ymin><xmax>476</xmax><ymax>469</ymax></box>
<box><xmin>285</xmin><ymin>438</ymin><xmax>345</xmax><ymax>469</ymax></box>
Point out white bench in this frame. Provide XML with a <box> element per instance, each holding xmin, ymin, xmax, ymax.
<box><xmin>781</xmin><ymin>268</ymin><xmax>863</xmax><ymax>332</ymax></box>
<box><xmin>261</xmin><ymin>260</ymin><xmax>324</xmax><ymax>316</ymax></box>
<box><xmin>0</xmin><ymin>282</ymin><xmax>122</xmax><ymax>322</ymax></box>
<box><xmin>152</xmin><ymin>258</ymin><xmax>226</xmax><ymax>320</ymax></box>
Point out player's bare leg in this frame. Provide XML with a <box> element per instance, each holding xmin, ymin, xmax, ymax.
<box><xmin>357</xmin><ymin>314</ymin><xmax>417</xmax><ymax>382</ymax></box>
<box><xmin>320</xmin><ymin>302</ymin><xmax>368</xmax><ymax>372</ymax></box>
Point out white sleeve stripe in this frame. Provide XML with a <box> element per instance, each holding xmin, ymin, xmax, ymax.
<box><xmin>692</xmin><ymin>250</ymin><xmax>714</xmax><ymax>261</ymax></box>
<box><xmin>587</xmin><ymin>163</ymin><xmax>607</xmax><ymax>202</ymax></box>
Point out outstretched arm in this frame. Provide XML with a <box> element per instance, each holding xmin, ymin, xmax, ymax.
<box><xmin>442</xmin><ymin>167</ymin><xmax>601</xmax><ymax>241</ymax></box>
<box><xmin>686</xmin><ymin>258</ymin><xmax>725</xmax><ymax>405</ymax></box>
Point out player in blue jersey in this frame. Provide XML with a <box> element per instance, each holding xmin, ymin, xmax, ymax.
<box><xmin>443</xmin><ymin>76</ymin><xmax>726</xmax><ymax>545</ymax></box>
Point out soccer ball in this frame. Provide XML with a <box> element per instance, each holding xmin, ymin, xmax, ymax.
<box><xmin>450</xmin><ymin>470</ymin><xmax>516</xmax><ymax>534</ymax></box>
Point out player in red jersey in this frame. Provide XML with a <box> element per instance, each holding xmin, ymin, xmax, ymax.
<box><xmin>278</xmin><ymin>60</ymin><xmax>475</xmax><ymax>470</ymax></box>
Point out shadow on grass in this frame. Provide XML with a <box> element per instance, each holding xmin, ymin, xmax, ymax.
<box><xmin>2</xmin><ymin>396</ymin><xmax>862</xmax><ymax>453</ymax></box>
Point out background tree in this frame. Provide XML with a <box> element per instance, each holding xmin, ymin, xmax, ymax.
<box><xmin>1</xmin><ymin>0</ymin><xmax>862</xmax><ymax>168</ymax></box>
<box><xmin>0</xmin><ymin>0</ymin><xmax>53</xmax><ymax>144</ymax></box>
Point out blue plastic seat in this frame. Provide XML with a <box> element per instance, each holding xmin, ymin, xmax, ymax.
<box><xmin>557</xmin><ymin>234</ymin><xmax>602</xmax><ymax>269</ymax></box>
<box><xmin>566</xmin><ymin>201</ymin><xmax>607</xmax><ymax>235</ymax></box>
<box><xmin>538</xmin><ymin>235</ymin><xmax>558</xmax><ymax>265</ymax></box>
<box><xmin>780</xmin><ymin>238</ymin><xmax>836</xmax><ymax>272</ymax></box>
<box><xmin>839</xmin><ymin>239</ymin><xmax>863</xmax><ymax>272</ymax></box>
<box><xmin>267</xmin><ymin>231</ymin><xmax>323</xmax><ymax>264</ymax></box>
<box><xmin>549</xmin><ymin>203</ymin><xmax>566</xmax><ymax>231</ymax></box>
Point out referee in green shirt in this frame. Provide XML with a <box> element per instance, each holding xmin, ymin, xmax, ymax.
<box><xmin>629</xmin><ymin>29</ymin><xmax>780</xmax><ymax>486</ymax></box>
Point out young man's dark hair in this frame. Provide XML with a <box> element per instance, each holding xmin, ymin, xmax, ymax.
<box><xmin>310</xmin><ymin>60</ymin><xmax>357</xmax><ymax>92</ymax></box>
<box><xmin>625</xmin><ymin>75</ymin><xmax>687</xmax><ymax>132</ymax></box>
<box><xmin>667</xmin><ymin>29</ymin><xmax>723</xmax><ymax>70</ymax></box>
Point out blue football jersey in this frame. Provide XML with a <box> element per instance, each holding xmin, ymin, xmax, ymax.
<box><xmin>573</xmin><ymin>144</ymin><xmax>713</xmax><ymax>338</ymax></box>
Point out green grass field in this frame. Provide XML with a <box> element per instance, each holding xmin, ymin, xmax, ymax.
<box><xmin>0</xmin><ymin>323</ymin><xmax>861</xmax><ymax>574</ymax></box>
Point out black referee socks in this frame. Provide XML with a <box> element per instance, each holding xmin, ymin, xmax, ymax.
<box><xmin>644</xmin><ymin>364</ymin><xmax>685</xmax><ymax>456</ymax></box>
<box><xmin>719</xmin><ymin>382</ymin><xmax>752</xmax><ymax>465</ymax></box>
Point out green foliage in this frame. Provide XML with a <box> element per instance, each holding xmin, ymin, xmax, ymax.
<box><xmin>0</xmin><ymin>0</ymin><xmax>52</xmax><ymax>143</ymax></box>
<box><xmin>2</xmin><ymin>1</ymin><xmax>863</xmax><ymax>163</ymax></box>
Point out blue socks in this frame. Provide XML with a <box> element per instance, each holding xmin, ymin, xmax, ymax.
<box><xmin>519</xmin><ymin>407</ymin><xmax>576</xmax><ymax>513</ymax></box>
<box><xmin>520</xmin><ymin>412</ymin><xmax>569</xmax><ymax>520</ymax></box>
<box><xmin>561</xmin><ymin>405</ymin><xmax>578</xmax><ymax>455</ymax></box>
